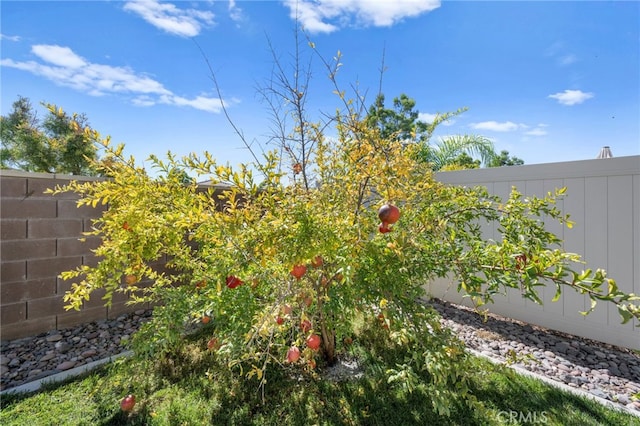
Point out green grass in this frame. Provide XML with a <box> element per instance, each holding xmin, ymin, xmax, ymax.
<box><xmin>1</xmin><ymin>331</ymin><xmax>637</xmax><ymax>426</ymax></box>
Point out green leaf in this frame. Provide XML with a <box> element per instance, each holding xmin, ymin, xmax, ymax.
<box><xmin>618</xmin><ymin>307</ymin><xmax>633</xmax><ymax>325</ymax></box>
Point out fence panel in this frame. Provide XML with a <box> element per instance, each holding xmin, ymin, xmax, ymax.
<box><xmin>430</xmin><ymin>156</ymin><xmax>640</xmax><ymax>350</ymax></box>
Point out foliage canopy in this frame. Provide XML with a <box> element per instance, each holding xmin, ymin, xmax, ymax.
<box><xmin>1</xmin><ymin>96</ymin><xmax>100</xmax><ymax>175</ymax></box>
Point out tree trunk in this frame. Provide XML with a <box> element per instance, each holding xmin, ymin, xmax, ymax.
<box><xmin>320</xmin><ymin>322</ymin><xmax>336</xmax><ymax>366</ymax></box>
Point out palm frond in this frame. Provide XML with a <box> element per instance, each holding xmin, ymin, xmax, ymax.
<box><xmin>427</xmin><ymin>135</ymin><xmax>496</xmax><ymax>170</ymax></box>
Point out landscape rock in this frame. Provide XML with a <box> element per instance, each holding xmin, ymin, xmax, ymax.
<box><xmin>56</xmin><ymin>361</ymin><xmax>76</xmax><ymax>371</ymax></box>
<box><xmin>46</xmin><ymin>334</ymin><xmax>63</xmax><ymax>343</ymax></box>
<box><xmin>426</xmin><ymin>298</ymin><xmax>639</xmax><ymax>414</ymax></box>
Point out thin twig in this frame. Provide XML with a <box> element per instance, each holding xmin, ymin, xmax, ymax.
<box><xmin>191</xmin><ymin>39</ymin><xmax>268</xmax><ymax>179</ymax></box>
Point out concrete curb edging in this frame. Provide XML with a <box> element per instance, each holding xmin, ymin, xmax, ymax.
<box><xmin>0</xmin><ymin>351</ymin><xmax>132</xmax><ymax>397</ymax></box>
<box><xmin>467</xmin><ymin>348</ymin><xmax>640</xmax><ymax>419</ymax></box>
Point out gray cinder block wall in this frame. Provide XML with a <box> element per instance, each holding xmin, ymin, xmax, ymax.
<box><xmin>1</xmin><ymin>171</ymin><xmax>228</xmax><ymax>341</ymax></box>
<box><xmin>0</xmin><ymin>171</ymin><xmax>142</xmax><ymax>340</ymax></box>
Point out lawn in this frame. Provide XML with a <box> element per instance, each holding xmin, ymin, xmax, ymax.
<box><xmin>1</xmin><ymin>324</ymin><xmax>636</xmax><ymax>426</ymax></box>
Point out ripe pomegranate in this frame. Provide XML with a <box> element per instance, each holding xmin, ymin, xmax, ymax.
<box><xmin>378</xmin><ymin>313</ymin><xmax>389</xmax><ymax>329</ymax></box>
<box><xmin>306</xmin><ymin>334</ymin><xmax>321</xmax><ymax>351</ymax></box>
<box><xmin>120</xmin><ymin>394</ymin><xmax>136</xmax><ymax>412</ymax></box>
<box><xmin>286</xmin><ymin>346</ymin><xmax>301</xmax><ymax>363</ymax></box>
<box><xmin>124</xmin><ymin>274</ymin><xmax>138</xmax><ymax>286</ymax></box>
<box><xmin>302</xmin><ymin>294</ymin><xmax>313</xmax><ymax>307</ymax></box>
<box><xmin>276</xmin><ymin>316</ymin><xmax>285</xmax><ymax>325</ymax></box>
<box><xmin>290</xmin><ymin>264</ymin><xmax>307</xmax><ymax>280</ymax></box>
<box><xmin>378</xmin><ymin>223</ymin><xmax>392</xmax><ymax>234</ymax></box>
<box><xmin>207</xmin><ymin>337</ymin><xmax>220</xmax><ymax>350</ymax></box>
<box><xmin>202</xmin><ymin>315</ymin><xmax>211</xmax><ymax>324</ymax></box>
<box><xmin>226</xmin><ymin>275</ymin><xmax>244</xmax><ymax>289</ymax></box>
<box><xmin>378</xmin><ymin>204</ymin><xmax>401</xmax><ymax>225</ymax></box>
<box><xmin>311</xmin><ymin>255</ymin><xmax>324</xmax><ymax>268</ymax></box>
<box><xmin>515</xmin><ymin>253</ymin><xmax>528</xmax><ymax>271</ymax></box>
<box><xmin>282</xmin><ymin>304</ymin><xmax>293</xmax><ymax>315</ymax></box>
<box><xmin>320</xmin><ymin>276</ymin><xmax>329</xmax><ymax>287</ymax></box>
<box><xmin>300</xmin><ymin>319</ymin><xmax>312</xmax><ymax>333</ymax></box>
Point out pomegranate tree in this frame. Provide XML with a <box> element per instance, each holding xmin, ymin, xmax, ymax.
<box><xmin>50</xmin><ymin>47</ymin><xmax>639</xmax><ymax>418</ymax></box>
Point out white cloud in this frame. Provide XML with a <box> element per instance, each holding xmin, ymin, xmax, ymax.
<box><xmin>123</xmin><ymin>0</ymin><xmax>214</xmax><ymax>37</ymax></box>
<box><xmin>228</xmin><ymin>0</ymin><xmax>244</xmax><ymax>22</ymax></box>
<box><xmin>470</xmin><ymin>121</ymin><xmax>524</xmax><ymax>132</ymax></box>
<box><xmin>548</xmin><ymin>89</ymin><xmax>594</xmax><ymax>106</ymax></box>
<box><xmin>524</xmin><ymin>125</ymin><xmax>548</xmax><ymax>136</ymax></box>
<box><xmin>1</xmin><ymin>33</ymin><xmax>21</xmax><ymax>42</ymax></box>
<box><xmin>32</xmin><ymin>44</ymin><xmax>87</xmax><ymax>68</ymax></box>
<box><xmin>163</xmin><ymin>94</ymin><xmax>237</xmax><ymax>114</ymax></box>
<box><xmin>418</xmin><ymin>112</ymin><xmax>437</xmax><ymax>123</ymax></box>
<box><xmin>545</xmin><ymin>41</ymin><xmax>578</xmax><ymax>67</ymax></box>
<box><xmin>558</xmin><ymin>54</ymin><xmax>577</xmax><ymax>66</ymax></box>
<box><xmin>132</xmin><ymin>96</ymin><xmax>157</xmax><ymax>107</ymax></box>
<box><xmin>544</xmin><ymin>41</ymin><xmax>564</xmax><ymax>57</ymax></box>
<box><xmin>283</xmin><ymin>0</ymin><xmax>441</xmax><ymax>33</ymax></box>
<box><xmin>0</xmin><ymin>44</ymin><xmax>229</xmax><ymax>113</ymax></box>
<box><xmin>468</xmin><ymin>121</ymin><xmax>548</xmax><ymax>136</ymax></box>
<box><xmin>288</xmin><ymin>0</ymin><xmax>338</xmax><ymax>33</ymax></box>
<box><xmin>418</xmin><ymin>112</ymin><xmax>455</xmax><ymax>126</ymax></box>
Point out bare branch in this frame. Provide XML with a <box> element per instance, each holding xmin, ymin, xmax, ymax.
<box><xmin>191</xmin><ymin>39</ymin><xmax>268</xmax><ymax>179</ymax></box>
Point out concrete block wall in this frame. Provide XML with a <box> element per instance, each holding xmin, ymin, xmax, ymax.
<box><xmin>1</xmin><ymin>171</ymin><xmax>232</xmax><ymax>341</ymax></box>
<box><xmin>0</xmin><ymin>170</ymin><xmax>145</xmax><ymax>341</ymax></box>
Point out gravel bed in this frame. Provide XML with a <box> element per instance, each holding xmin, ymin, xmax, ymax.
<box><xmin>1</xmin><ymin>310</ymin><xmax>152</xmax><ymax>392</ymax></box>
<box><xmin>1</xmin><ymin>301</ymin><xmax>638</xmax><ymax>414</ymax></box>
<box><xmin>426</xmin><ymin>298</ymin><xmax>640</xmax><ymax>413</ymax></box>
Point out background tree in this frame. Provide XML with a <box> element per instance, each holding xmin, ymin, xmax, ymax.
<box><xmin>365</xmin><ymin>93</ymin><xmax>497</xmax><ymax>170</ymax></box>
<box><xmin>1</xmin><ymin>96</ymin><xmax>100</xmax><ymax>175</ymax></box>
<box><xmin>1</xmin><ymin>97</ymin><xmax>47</xmax><ymax>171</ymax></box>
<box><xmin>439</xmin><ymin>153</ymin><xmax>480</xmax><ymax>171</ymax></box>
<box><xmin>488</xmin><ymin>149</ymin><xmax>525</xmax><ymax>167</ymax></box>
<box><xmin>366</xmin><ymin>93</ymin><xmax>431</xmax><ymax>143</ymax></box>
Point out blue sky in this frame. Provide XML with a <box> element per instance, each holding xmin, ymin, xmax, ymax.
<box><xmin>1</xmin><ymin>1</ymin><xmax>639</xmax><ymax>170</ymax></box>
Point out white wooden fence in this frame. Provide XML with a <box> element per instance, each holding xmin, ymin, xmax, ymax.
<box><xmin>430</xmin><ymin>155</ymin><xmax>640</xmax><ymax>350</ymax></box>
